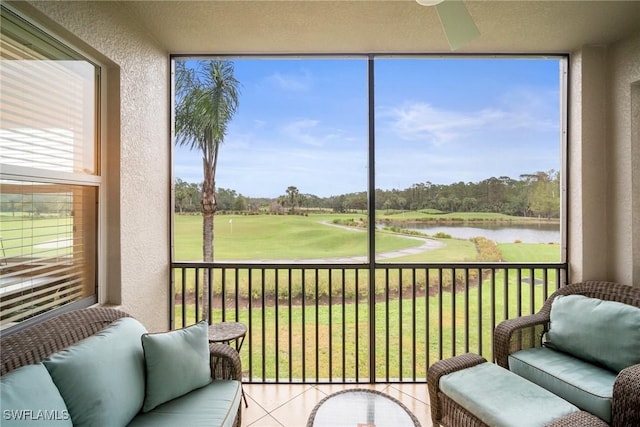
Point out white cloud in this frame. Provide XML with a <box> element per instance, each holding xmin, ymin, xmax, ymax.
<box><xmin>380</xmin><ymin>94</ymin><xmax>557</xmax><ymax>145</ymax></box>
<box><xmin>267</xmin><ymin>71</ymin><xmax>311</xmax><ymax>92</ymax></box>
<box><xmin>281</xmin><ymin>118</ymin><xmax>345</xmax><ymax>147</ymax></box>
<box><xmin>252</xmin><ymin>119</ymin><xmax>267</xmax><ymax>128</ymax></box>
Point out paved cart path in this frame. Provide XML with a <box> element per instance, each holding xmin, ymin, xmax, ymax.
<box><xmin>216</xmin><ymin>221</ymin><xmax>444</xmax><ymax>264</ymax></box>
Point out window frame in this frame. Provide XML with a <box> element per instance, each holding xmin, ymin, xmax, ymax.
<box><xmin>0</xmin><ymin>4</ymin><xmax>106</xmax><ymax>334</ymax></box>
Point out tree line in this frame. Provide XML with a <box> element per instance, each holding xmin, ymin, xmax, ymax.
<box><xmin>175</xmin><ymin>169</ymin><xmax>560</xmax><ymax>219</ymax></box>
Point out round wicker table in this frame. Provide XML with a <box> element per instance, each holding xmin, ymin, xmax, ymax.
<box><xmin>306</xmin><ymin>388</ymin><xmax>421</xmax><ymax>427</ymax></box>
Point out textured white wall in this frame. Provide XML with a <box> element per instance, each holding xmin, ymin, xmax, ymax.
<box><xmin>608</xmin><ymin>31</ymin><xmax>640</xmax><ymax>286</ymax></box>
<box><xmin>17</xmin><ymin>1</ymin><xmax>171</xmax><ymax>331</ymax></box>
<box><xmin>568</xmin><ymin>46</ymin><xmax>609</xmax><ymax>282</ymax></box>
<box><xmin>570</xmin><ymin>32</ymin><xmax>640</xmax><ymax>286</ymax></box>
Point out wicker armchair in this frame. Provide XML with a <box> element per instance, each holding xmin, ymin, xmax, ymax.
<box><xmin>493</xmin><ymin>281</ymin><xmax>640</xmax><ymax>427</ymax></box>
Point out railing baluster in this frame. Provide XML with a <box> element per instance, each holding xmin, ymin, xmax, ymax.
<box><xmin>425</xmin><ymin>267</ymin><xmax>430</xmax><ymax>372</ymax></box>
<box><xmin>208</xmin><ymin>267</ymin><xmax>213</xmax><ymax>323</ymax></box>
<box><xmin>288</xmin><ymin>267</ymin><xmax>292</xmax><ymax>381</ymax></box>
<box><xmin>398</xmin><ymin>267</ymin><xmax>403</xmax><ymax>380</ymax></box>
<box><xmin>275</xmin><ymin>268</ymin><xmax>280</xmax><ymax>381</ymax></box>
<box><xmin>221</xmin><ymin>268</ymin><xmax>226</xmax><ymax>321</ymax></box>
<box><xmin>170</xmin><ymin>262</ymin><xmax>566</xmax><ymax>384</ymax></box>
<box><xmin>355</xmin><ymin>268</ymin><xmax>360</xmax><ymax>382</ymax></box>
<box><xmin>438</xmin><ymin>267</ymin><xmax>443</xmax><ymax>361</ymax></box>
<box><xmin>529</xmin><ymin>267</ymin><xmax>535</xmax><ymax>315</ymax></box>
<box><xmin>301</xmin><ymin>268</ymin><xmax>306</xmax><ymax>381</ymax></box>
<box><xmin>328</xmin><ymin>268</ymin><xmax>333</xmax><ymax>381</ymax></box>
<box><xmin>504</xmin><ymin>268</ymin><xmax>509</xmax><ymax>320</ymax></box>
<box><xmin>261</xmin><ymin>269</ymin><xmax>266</xmax><ymax>382</ymax></box>
<box><xmin>490</xmin><ymin>268</ymin><xmax>496</xmax><ymax>361</ymax></box>
<box><xmin>385</xmin><ymin>267</ymin><xmax>390</xmax><ymax>382</ymax></box>
<box><xmin>477</xmin><ymin>267</ymin><xmax>483</xmax><ymax>357</ymax></box>
<box><xmin>341</xmin><ymin>268</ymin><xmax>347</xmax><ymax>381</ymax></box>
<box><xmin>180</xmin><ymin>267</ymin><xmax>187</xmax><ymax>328</ymax></box>
<box><xmin>315</xmin><ymin>268</ymin><xmax>319</xmax><ymax>382</ymax></box>
<box><xmin>412</xmin><ymin>268</ymin><xmax>417</xmax><ymax>382</ymax></box>
<box><xmin>248</xmin><ymin>268</ymin><xmax>253</xmax><ymax>381</ymax></box>
<box><xmin>464</xmin><ymin>267</ymin><xmax>469</xmax><ymax>354</ymax></box>
<box><xmin>195</xmin><ymin>267</ymin><xmax>201</xmax><ymax>324</ymax></box>
<box><xmin>451</xmin><ymin>268</ymin><xmax>456</xmax><ymax>357</ymax></box>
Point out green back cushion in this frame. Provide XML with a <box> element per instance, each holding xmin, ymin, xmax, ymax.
<box><xmin>43</xmin><ymin>317</ymin><xmax>147</xmax><ymax>427</ymax></box>
<box><xmin>546</xmin><ymin>294</ymin><xmax>640</xmax><ymax>372</ymax></box>
<box><xmin>141</xmin><ymin>321</ymin><xmax>211</xmax><ymax>412</ymax></box>
<box><xmin>0</xmin><ymin>363</ymin><xmax>72</xmax><ymax>426</ymax></box>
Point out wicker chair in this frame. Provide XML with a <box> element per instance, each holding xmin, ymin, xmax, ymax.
<box><xmin>493</xmin><ymin>281</ymin><xmax>640</xmax><ymax>427</ymax></box>
<box><xmin>0</xmin><ymin>307</ymin><xmax>243</xmax><ymax>427</ymax></box>
<box><xmin>428</xmin><ymin>281</ymin><xmax>639</xmax><ymax>427</ymax></box>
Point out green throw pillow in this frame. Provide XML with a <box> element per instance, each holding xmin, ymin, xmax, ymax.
<box><xmin>141</xmin><ymin>321</ymin><xmax>212</xmax><ymax>412</ymax></box>
<box><xmin>545</xmin><ymin>294</ymin><xmax>640</xmax><ymax>372</ymax></box>
<box><xmin>0</xmin><ymin>364</ymin><xmax>72</xmax><ymax>427</ymax></box>
<box><xmin>43</xmin><ymin>317</ymin><xmax>147</xmax><ymax>427</ymax></box>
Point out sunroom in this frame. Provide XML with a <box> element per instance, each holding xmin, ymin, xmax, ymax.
<box><xmin>1</xmin><ymin>1</ymin><xmax>639</xmax><ymax>426</ymax></box>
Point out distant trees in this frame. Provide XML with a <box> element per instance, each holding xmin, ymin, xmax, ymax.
<box><xmin>174</xmin><ymin>179</ymin><xmax>200</xmax><ymax>213</ymax></box>
<box><xmin>174</xmin><ymin>169</ymin><xmax>561</xmax><ymax>219</ymax></box>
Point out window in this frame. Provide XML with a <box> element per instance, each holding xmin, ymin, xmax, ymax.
<box><xmin>172</xmin><ymin>56</ymin><xmax>565</xmax><ymax>265</ymax></box>
<box><xmin>0</xmin><ymin>6</ymin><xmax>100</xmax><ymax>329</ymax></box>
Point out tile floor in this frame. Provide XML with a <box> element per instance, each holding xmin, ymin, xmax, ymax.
<box><xmin>241</xmin><ymin>383</ymin><xmax>433</xmax><ymax>426</ymax></box>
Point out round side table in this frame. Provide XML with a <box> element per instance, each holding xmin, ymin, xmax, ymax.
<box><xmin>208</xmin><ymin>322</ymin><xmax>248</xmax><ymax>408</ymax></box>
<box><xmin>208</xmin><ymin>321</ymin><xmax>247</xmax><ymax>349</ymax></box>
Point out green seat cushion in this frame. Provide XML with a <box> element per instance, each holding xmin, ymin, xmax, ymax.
<box><xmin>440</xmin><ymin>362</ymin><xmax>579</xmax><ymax>427</ymax></box>
<box><xmin>141</xmin><ymin>321</ymin><xmax>212</xmax><ymax>412</ymax></box>
<box><xmin>509</xmin><ymin>347</ymin><xmax>616</xmax><ymax>423</ymax></box>
<box><xmin>0</xmin><ymin>363</ymin><xmax>72</xmax><ymax>426</ymax></box>
<box><xmin>128</xmin><ymin>380</ymin><xmax>241</xmax><ymax>427</ymax></box>
<box><xmin>545</xmin><ymin>294</ymin><xmax>640</xmax><ymax>372</ymax></box>
<box><xmin>43</xmin><ymin>317</ymin><xmax>147</xmax><ymax>427</ymax></box>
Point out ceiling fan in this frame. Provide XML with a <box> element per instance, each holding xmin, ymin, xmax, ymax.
<box><xmin>416</xmin><ymin>0</ymin><xmax>480</xmax><ymax>51</ymax></box>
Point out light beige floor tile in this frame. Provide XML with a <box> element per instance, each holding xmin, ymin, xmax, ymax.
<box><xmin>244</xmin><ymin>414</ymin><xmax>284</xmax><ymax>427</ymax></box>
<box><xmin>389</xmin><ymin>383</ymin><xmax>431</xmax><ymax>405</ymax></box>
<box><xmin>384</xmin><ymin>386</ymin><xmax>433</xmax><ymax>427</ymax></box>
<box><xmin>269</xmin><ymin>386</ymin><xmax>328</xmax><ymax>427</ymax></box>
<box><xmin>241</xmin><ymin>393</ymin><xmax>270</xmax><ymax>426</ymax></box>
<box><xmin>243</xmin><ymin>384</ymin><xmax>313</xmax><ymax>412</ymax></box>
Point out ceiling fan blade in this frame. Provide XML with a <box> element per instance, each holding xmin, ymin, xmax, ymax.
<box><xmin>435</xmin><ymin>0</ymin><xmax>480</xmax><ymax>50</ymax></box>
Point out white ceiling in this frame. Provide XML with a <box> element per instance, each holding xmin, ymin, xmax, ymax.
<box><xmin>121</xmin><ymin>0</ymin><xmax>640</xmax><ymax>55</ymax></box>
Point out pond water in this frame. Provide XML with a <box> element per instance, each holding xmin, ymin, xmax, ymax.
<box><xmin>399</xmin><ymin>223</ymin><xmax>560</xmax><ymax>244</ymax></box>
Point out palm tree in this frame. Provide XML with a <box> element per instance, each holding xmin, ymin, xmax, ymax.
<box><xmin>285</xmin><ymin>185</ymin><xmax>299</xmax><ymax>213</ymax></box>
<box><xmin>175</xmin><ymin>60</ymin><xmax>240</xmax><ymax>321</ymax></box>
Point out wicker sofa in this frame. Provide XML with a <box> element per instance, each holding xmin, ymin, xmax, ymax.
<box><xmin>428</xmin><ymin>281</ymin><xmax>640</xmax><ymax>427</ymax></box>
<box><xmin>0</xmin><ymin>307</ymin><xmax>243</xmax><ymax>427</ymax></box>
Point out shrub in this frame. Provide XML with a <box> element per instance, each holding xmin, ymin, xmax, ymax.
<box><xmin>433</xmin><ymin>232</ymin><xmax>452</xmax><ymax>239</ymax></box>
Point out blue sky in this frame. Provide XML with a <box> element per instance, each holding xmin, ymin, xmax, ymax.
<box><xmin>174</xmin><ymin>57</ymin><xmax>561</xmax><ymax>198</ymax></box>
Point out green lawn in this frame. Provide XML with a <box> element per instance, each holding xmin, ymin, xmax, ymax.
<box><xmin>0</xmin><ymin>215</ymin><xmax>73</xmax><ymax>257</ymax></box>
<box><xmin>176</xmin><ymin>213</ymin><xmax>443</xmax><ymax>261</ymax></box>
<box><xmin>499</xmin><ymin>242</ymin><xmax>560</xmax><ymax>262</ymax></box>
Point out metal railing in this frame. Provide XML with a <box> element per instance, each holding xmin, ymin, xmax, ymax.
<box><xmin>171</xmin><ymin>261</ymin><xmax>567</xmax><ymax>383</ymax></box>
